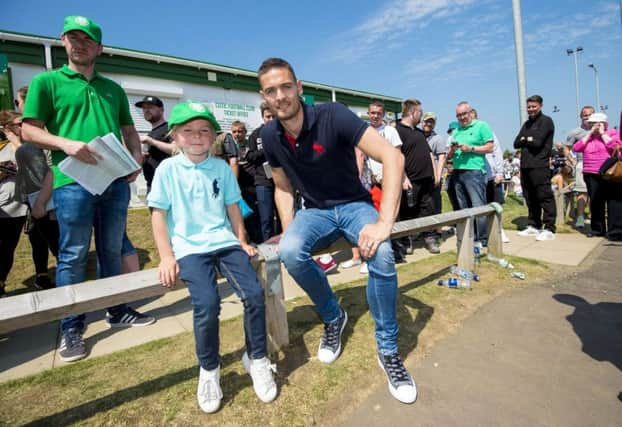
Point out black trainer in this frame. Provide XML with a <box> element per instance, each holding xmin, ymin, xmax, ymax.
<box><xmin>317</xmin><ymin>308</ymin><xmax>348</xmax><ymax>364</ymax></box>
<box><xmin>34</xmin><ymin>274</ymin><xmax>55</xmax><ymax>290</ymax></box>
<box><xmin>59</xmin><ymin>328</ymin><xmax>87</xmax><ymax>362</ymax></box>
<box><xmin>107</xmin><ymin>308</ymin><xmax>155</xmax><ymax>328</ymax></box>
<box><xmin>378</xmin><ymin>353</ymin><xmax>417</xmax><ymax>403</ymax></box>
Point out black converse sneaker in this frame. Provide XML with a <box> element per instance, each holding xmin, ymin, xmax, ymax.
<box><xmin>317</xmin><ymin>308</ymin><xmax>348</xmax><ymax>364</ymax></box>
<box><xmin>378</xmin><ymin>353</ymin><xmax>417</xmax><ymax>403</ymax></box>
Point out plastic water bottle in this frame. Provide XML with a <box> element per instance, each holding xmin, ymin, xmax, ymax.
<box><xmin>473</xmin><ymin>242</ymin><xmax>482</xmax><ymax>265</ymax></box>
<box><xmin>487</xmin><ymin>254</ymin><xmax>514</xmax><ymax>269</ymax></box>
<box><xmin>438</xmin><ymin>278</ymin><xmax>471</xmax><ymax>289</ymax></box>
<box><xmin>406</xmin><ymin>190</ymin><xmax>415</xmax><ymax>207</ymax></box>
<box><xmin>450</xmin><ymin>265</ymin><xmax>480</xmax><ymax>281</ymax></box>
<box><xmin>511</xmin><ymin>271</ymin><xmax>526</xmax><ymax>280</ymax></box>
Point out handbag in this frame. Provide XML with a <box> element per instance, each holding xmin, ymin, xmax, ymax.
<box><xmin>599</xmin><ymin>146</ymin><xmax>622</xmax><ymax>183</ymax></box>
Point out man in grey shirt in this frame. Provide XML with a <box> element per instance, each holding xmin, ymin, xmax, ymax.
<box><xmin>421</xmin><ymin>112</ymin><xmax>446</xmax><ymax>214</ymax></box>
<box><xmin>565</xmin><ymin>106</ymin><xmax>594</xmax><ymax>229</ymax></box>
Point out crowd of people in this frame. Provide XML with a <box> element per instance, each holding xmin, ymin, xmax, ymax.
<box><xmin>1</xmin><ymin>14</ymin><xmax>621</xmax><ymax>414</ymax></box>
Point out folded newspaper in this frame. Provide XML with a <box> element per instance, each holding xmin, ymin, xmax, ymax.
<box><xmin>58</xmin><ymin>133</ymin><xmax>141</xmax><ymax>195</ymax></box>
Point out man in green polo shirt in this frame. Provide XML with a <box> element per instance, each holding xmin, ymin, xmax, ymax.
<box><xmin>22</xmin><ymin>15</ymin><xmax>154</xmax><ymax>363</ymax></box>
<box><xmin>447</xmin><ymin>101</ymin><xmax>494</xmax><ymax>245</ymax></box>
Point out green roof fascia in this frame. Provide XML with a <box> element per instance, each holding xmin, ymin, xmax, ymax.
<box><xmin>0</xmin><ymin>39</ymin><xmax>45</xmax><ymax>66</ymax></box>
<box><xmin>336</xmin><ymin>91</ymin><xmax>401</xmax><ymax>112</ymax></box>
<box><xmin>51</xmin><ymin>47</ymin><xmax>261</xmax><ymax>91</ymax></box>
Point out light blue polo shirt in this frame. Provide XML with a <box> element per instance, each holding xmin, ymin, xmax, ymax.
<box><xmin>147</xmin><ymin>154</ymin><xmax>242</xmax><ymax>260</ymax></box>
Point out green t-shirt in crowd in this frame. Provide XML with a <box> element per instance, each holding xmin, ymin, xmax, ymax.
<box><xmin>22</xmin><ymin>65</ymin><xmax>134</xmax><ymax>189</ymax></box>
<box><xmin>451</xmin><ymin>119</ymin><xmax>493</xmax><ymax>172</ymax></box>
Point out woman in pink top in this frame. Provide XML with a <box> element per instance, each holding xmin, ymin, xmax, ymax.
<box><xmin>572</xmin><ymin>112</ymin><xmax>621</xmax><ymax>240</ymax></box>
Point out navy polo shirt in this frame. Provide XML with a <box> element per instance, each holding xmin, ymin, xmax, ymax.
<box><xmin>261</xmin><ymin>102</ymin><xmax>371</xmax><ymax>209</ymax></box>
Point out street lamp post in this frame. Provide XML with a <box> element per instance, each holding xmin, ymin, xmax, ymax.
<box><xmin>587</xmin><ymin>63</ymin><xmax>601</xmax><ymax>112</ymax></box>
<box><xmin>567</xmin><ymin>47</ymin><xmax>583</xmax><ymax>124</ymax></box>
<box><xmin>512</xmin><ymin>0</ymin><xmax>528</xmax><ymax>125</ymax></box>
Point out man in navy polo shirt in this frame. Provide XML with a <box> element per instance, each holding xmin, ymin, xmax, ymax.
<box><xmin>257</xmin><ymin>57</ymin><xmax>417</xmax><ymax>404</ymax></box>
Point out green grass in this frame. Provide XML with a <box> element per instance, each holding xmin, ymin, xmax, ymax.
<box><xmin>0</xmin><ymin>252</ymin><xmax>552</xmax><ymax>426</ymax></box>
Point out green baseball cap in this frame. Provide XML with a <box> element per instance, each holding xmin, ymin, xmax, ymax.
<box><xmin>63</xmin><ymin>15</ymin><xmax>102</xmax><ymax>44</ymax></box>
<box><xmin>168</xmin><ymin>101</ymin><xmax>221</xmax><ymax>132</ymax></box>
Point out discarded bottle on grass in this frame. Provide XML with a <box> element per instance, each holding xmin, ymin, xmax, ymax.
<box><xmin>438</xmin><ymin>278</ymin><xmax>471</xmax><ymax>289</ymax></box>
<box><xmin>487</xmin><ymin>254</ymin><xmax>514</xmax><ymax>269</ymax></box>
<box><xmin>511</xmin><ymin>271</ymin><xmax>526</xmax><ymax>280</ymax></box>
<box><xmin>450</xmin><ymin>265</ymin><xmax>480</xmax><ymax>281</ymax></box>
<box><xmin>474</xmin><ymin>242</ymin><xmax>482</xmax><ymax>265</ymax></box>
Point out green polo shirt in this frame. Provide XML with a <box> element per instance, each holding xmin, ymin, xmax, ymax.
<box><xmin>451</xmin><ymin>119</ymin><xmax>493</xmax><ymax>172</ymax></box>
<box><xmin>23</xmin><ymin>65</ymin><xmax>134</xmax><ymax>189</ymax></box>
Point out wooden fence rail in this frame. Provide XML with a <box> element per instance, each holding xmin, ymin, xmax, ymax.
<box><xmin>0</xmin><ymin>204</ymin><xmax>502</xmax><ymax>352</ymax></box>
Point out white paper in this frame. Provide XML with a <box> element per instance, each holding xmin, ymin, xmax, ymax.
<box><xmin>58</xmin><ymin>133</ymin><xmax>141</xmax><ymax>195</ymax></box>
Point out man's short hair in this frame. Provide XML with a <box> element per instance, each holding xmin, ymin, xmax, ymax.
<box><xmin>527</xmin><ymin>95</ymin><xmax>543</xmax><ymax>104</ymax></box>
<box><xmin>231</xmin><ymin>120</ymin><xmax>246</xmax><ymax>131</ymax></box>
<box><xmin>457</xmin><ymin>101</ymin><xmax>470</xmax><ymax>108</ymax></box>
<box><xmin>258</xmin><ymin>57</ymin><xmax>298</xmax><ymax>83</ymax></box>
<box><xmin>580</xmin><ymin>105</ymin><xmax>595</xmax><ymax>115</ymax></box>
<box><xmin>260</xmin><ymin>101</ymin><xmax>271</xmax><ymax>116</ymax></box>
<box><xmin>402</xmin><ymin>99</ymin><xmax>421</xmax><ymax>115</ymax></box>
<box><xmin>369</xmin><ymin>101</ymin><xmax>385</xmax><ymax>111</ymax></box>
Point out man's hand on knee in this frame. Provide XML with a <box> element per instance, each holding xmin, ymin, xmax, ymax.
<box><xmin>358</xmin><ymin>221</ymin><xmax>393</xmax><ymax>259</ymax></box>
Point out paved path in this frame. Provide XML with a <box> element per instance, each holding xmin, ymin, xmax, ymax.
<box><xmin>343</xmin><ymin>242</ymin><xmax>622</xmax><ymax>427</ymax></box>
<box><xmin>0</xmin><ymin>230</ymin><xmax>603</xmax><ymax>383</ymax></box>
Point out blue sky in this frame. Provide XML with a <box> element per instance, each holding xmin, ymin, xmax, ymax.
<box><xmin>3</xmin><ymin>0</ymin><xmax>621</xmax><ymax>149</ymax></box>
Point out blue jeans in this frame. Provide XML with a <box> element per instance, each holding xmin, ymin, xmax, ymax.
<box><xmin>279</xmin><ymin>201</ymin><xmax>399</xmax><ymax>356</ymax></box>
<box><xmin>453</xmin><ymin>169</ymin><xmax>488</xmax><ymax>245</ymax></box>
<box><xmin>178</xmin><ymin>246</ymin><xmax>267</xmax><ymax>370</ymax></box>
<box><xmin>53</xmin><ymin>179</ymin><xmax>130</xmax><ymax>333</ymax></box>
<box><xmin>256</xmin><ymin>185</ymin><xmax>275</xmax><ymax>242</ymax></box>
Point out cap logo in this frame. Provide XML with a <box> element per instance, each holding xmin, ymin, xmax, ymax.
<box><xmin>188</xmin><ymin>102</ymin><xmax>206</xmax><ymax>112</ymax></box>
<box><xmin>74</xmin><ymin>16</ymin><xmax>89</xmax><ymax>26</ymax></box>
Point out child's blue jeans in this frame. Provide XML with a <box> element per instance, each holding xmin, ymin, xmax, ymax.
<box><xmin>178</xmin><ymin>246</ymin><xmax>267</xmax><ymax>370</ymax></box>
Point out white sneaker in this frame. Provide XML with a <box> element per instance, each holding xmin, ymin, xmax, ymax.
<box><xmin>340</xmin><ymin>259</ymin><xmax>362</xmax><ymax>269</ymax></box>
<box><xmin>517</xmin><ymin>226</ymin><xmax>540</xmax><ymax>237</ymax></box>
<box><xmin>242</xmin><ymin>353</ymin><xmax>278</xmax><ymax>403</ymax></box>
<box><xmin>359</xmin><ymin>263</ymin><xmax>369</xmax><ymax>275</ymax></box>
<box><xmin>536</xmin><ymin>230</ymin><xmax>556</xmax><ymax>241</ymax></box>
<box><xmin>502</xmin><ymin>230</ymin><xmax>510</xmax><ymax>243</ymax></box>
<box><xmin>197</xmin><ymin>366</ymin><xmax>223</xmax><ymax>413</ymax></box>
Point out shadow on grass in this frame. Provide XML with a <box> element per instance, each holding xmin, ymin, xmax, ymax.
<box><xmin>22</xmin><ymin>268</ymin><xmax>443</xmax><ymax>425</ymax></box>
<box><xmin>23</xmin><ymin>350</ymin><xmax>248</xmax><ymax>426</ymax></box>
<box><xmin>278</xmin><ymin>267</ymin><xmax>440</xmax><ymax>377</ymax></box>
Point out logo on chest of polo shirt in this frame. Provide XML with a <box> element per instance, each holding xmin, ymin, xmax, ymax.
<box><xmin>312</xmin><ymin>143</ymin><xmax>325</xmax><ymax>155</ymax></box>
<box><xmin>212</xmin><ymin>179</ymin><xmax>220</xmax><ymax>198</ymax></box>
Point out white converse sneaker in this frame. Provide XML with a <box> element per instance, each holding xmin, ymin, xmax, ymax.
<box><xmin>340</xmin><ymin>259</ymin><xmax>362</xmax><ymax>269</ymax></box>
<box><xmin>317</xmin><ymin>308</ymin><xmax>348</xmax><ymax>364</ymax></box>
<box><xmin>197</xmin><ymin>366</ymin><xmax>222</xmax><ymax>413</ymax></box>
<box><xmin>536</xmin><ymin>229</ymin><xmax>556</xmax><ymax>241</ymax></box>
<box><xmin>359</xmin><ymin>263</ymin><xmax>369</xmax><ymax>275</ymax></box>
<box><xmin>242</xmin><ymin>353</ymin><xmax>277</xmax><ymax>403</ymax></box>
<box><xmin>378</xmin><ymin>353</ymin><xmax>417</xmax><ymax>404</ymax></box>
<box><xmin>517</xmin><ymin>226</ymin><xmax>540</xmax><ymax>237</ymax></box>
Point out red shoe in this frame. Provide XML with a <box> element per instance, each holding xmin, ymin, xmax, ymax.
<box><xmin>316</xmin><ymin>255</ymin><xmax>338</xmax><ymax>274</ymax></box>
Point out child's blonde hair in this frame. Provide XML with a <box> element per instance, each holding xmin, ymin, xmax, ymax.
<box><xmin>168</xmin><ymin>118</ymin><xmax>217</xmax><ymax>156</ymax></box>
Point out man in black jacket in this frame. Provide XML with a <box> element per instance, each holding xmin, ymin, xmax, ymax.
<box><xmin>513</xmin><ymin>95</ymin><xmax>556</xmax><ymax>240</ymax></box>
<box><xmin>245</xmin><ymin>102</ymin><xmax>276</xmax><ymax>242</ymax></box>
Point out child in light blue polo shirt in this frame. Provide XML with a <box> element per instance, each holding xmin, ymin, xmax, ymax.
<box><xmin>147</xmin><ymin>101</ymin><xmax>277</xmax><ymax>413</ymax></box>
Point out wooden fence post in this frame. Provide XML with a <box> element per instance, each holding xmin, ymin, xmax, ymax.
<box><xmin>486</xmin><ymin>212</ymin><xmax>503</xmax><ymax>259</ymax></box>
<box><xmin>256</xmin><ymin>245</ymin><xmax>289</xmax><ymax>355</ymax></box>
<box><xmin>455</xmin><ymin>217</ymin><xmax>474</xmax><ymax>271</ymax></box>
<box><xmin>554</xmin><ymin>189</ymin><xmax>565</xmax><ymax>225</ymax></box>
